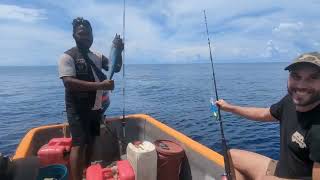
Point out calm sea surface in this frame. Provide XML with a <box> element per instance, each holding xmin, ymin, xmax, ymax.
<box><xmin>0</xmin><ymin>63</ymin><xmax>288</xmax><ymax>159</ymax></box>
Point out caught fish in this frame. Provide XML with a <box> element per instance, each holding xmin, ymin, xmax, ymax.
<box><xmin>108</xmin><ymin>34</ymin><xmax>124</xmax><ymax>80</ymax></box>
<box><xmin>101</xmin><ymin>34</ymin><xmax>124</xmax><ymax>113</ymax></box>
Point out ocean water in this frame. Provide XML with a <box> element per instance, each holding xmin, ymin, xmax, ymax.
<box><xmin>0</xmin><ymin>63</ymin><xmax>288</xmax><ymax>160</ymax></box>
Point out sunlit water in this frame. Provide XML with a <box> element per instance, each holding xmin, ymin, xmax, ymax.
<box><xmin>0</xmin><ymin>63</ymin><xmax>288</xmax><ymax>159</ymax></box>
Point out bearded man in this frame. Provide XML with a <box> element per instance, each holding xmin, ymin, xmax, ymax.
<box><xmin>216</xmin><ymin>52</ymin><xmax>320</xmax><ymax>180</ymax></box>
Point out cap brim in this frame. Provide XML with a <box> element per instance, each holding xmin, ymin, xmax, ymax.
<box><xmin>284</xmin><ymin>63</ymin><xmax>296</xmax><ymax>71</ymax></box>
<box><xmin>284</xmin><ymin>61</ymin><xmax>320</xmax><ymax>71</ymax></box>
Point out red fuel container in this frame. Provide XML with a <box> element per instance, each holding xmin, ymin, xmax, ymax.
<box><xmin>37</xmin><ymin>138</ymin><xmax>72</xmax><ymax>166</ymax></box>
<box><xmin>86</xmin><ymin>164</ymin><xmax>114</xmax><ymax>180</ymax></box>
<box><xmin>154</xmin><ymin>140</ymin><xmax>185</xmax><ymax>180</ymax></box>
<box><xmin>117</xmin><ymin>160</ymin><xmax>135</xmax><ymax>180</ymax></box>
<box><xmin>86</xmin><ymin>160</ymin><xmax>135</xmax><ymax>180</ymax></box>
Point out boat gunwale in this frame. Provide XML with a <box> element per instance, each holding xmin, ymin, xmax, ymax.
<box><xmin>13</xmin><ymin>123</ymin><xmax>68</xmax><ymax>159</ymax></box>
<box><xmin>13</xmin><ymin>114</ymin><xmax>224</xmax><ymax>168</ymax></box>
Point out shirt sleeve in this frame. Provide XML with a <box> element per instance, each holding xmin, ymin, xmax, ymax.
<box><xmin>58</xmin><ymin>53</ymin><xmax>76</xmax><ymax>78</ymax></box>
<box><xmin>270</xmin><ymin>96</ymin><xmax>287</xmax><ymax>121</ymax></box>
<box><xmin>309</xmin><ymin>125</ymin><xmax>320</xmax><ymax>163</ymax></box>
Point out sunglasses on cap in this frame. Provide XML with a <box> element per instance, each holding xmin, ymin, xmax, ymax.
<box><xmin>72</xmin><ymin>17</ymin><xmax>92</xmax><ymax>30</ymax></box>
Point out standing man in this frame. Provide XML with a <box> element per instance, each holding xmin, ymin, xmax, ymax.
<box><xmin>58</xmin><ymin>17</ymin><xmax>122</xmax><ymax>180</ymax></box>
<box><xmin>216</xmin><ymin>52</ymin><xmax>320</xmax><ymax>179</ymax></box>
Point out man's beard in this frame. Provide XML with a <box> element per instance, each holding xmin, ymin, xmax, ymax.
<box><xmin>76</xmin><ymin>40</ymin><xmax>92</xmax><ymax>50</ymax></box>
<box><xmin>288</xmin><ymin>86</ymin><xmax>320</xmax><ymax>107</ymax></box>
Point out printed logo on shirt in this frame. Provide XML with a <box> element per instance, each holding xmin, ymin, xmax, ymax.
<box><xmin>291</xmin><ymin>131</ymin><xmax>307</xmax><ymax>149</ymax></box>
<box><xmin>75</xmin><ymin>58</ymin><xmax>87</xmax><ymax>74</ymax></box>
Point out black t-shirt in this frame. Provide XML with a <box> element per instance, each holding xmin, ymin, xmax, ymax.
<box><xmin>270</xmin><ymin>95</ymin><xmax>320</xmax><ymax>178</ymax></box>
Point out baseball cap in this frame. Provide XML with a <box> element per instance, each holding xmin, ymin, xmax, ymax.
<box><xmin>285</xmin><ymin>52</ymin><xmax>320</xmax><ymax>71</ymax></box>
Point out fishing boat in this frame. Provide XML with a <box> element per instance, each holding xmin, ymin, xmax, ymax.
<box><xmin>11</xmin><ymin>114</ymin><xmax>225</xmax><ymax>180</ymax></box>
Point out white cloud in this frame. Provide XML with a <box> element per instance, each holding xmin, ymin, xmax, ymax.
<box><xmin>165</xmin><ymin>45</ymin><xmax>208</xmax><ymax>63</ymax></box>
<box><xmin>272</xmin><ymin>22</ymin><xmax>305</xmax><ymax>42</ymax></box>
<box><xmin>1</xmin><ymin>1</ymin><xmax>320</xmax><ymax>65</ymax></box>
<box><xmin>0</xmin><ymin>23</ymin><xmax>71</xmax><ymax>66</ymax></box>
<box><xmin>273</xmin><ymin>22</ymin><xmax>303</xmax><ymax>33</ymax></box>
<box><xmin>261</xmin><ymin>40</ymin><xmax>280</xmax><ymax>58</ymax></box>
<box><xmin>0</xmin><ymin>4</ymin><xmax>46</xmax><ymax>22</ymax></box>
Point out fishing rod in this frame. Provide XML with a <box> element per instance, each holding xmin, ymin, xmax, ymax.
<box><xmin>121</xmin><ymin>0</ymin><xmax>127</xmax><ymax>155</ymax></box>
<box><xmin>203</xmin><ymin>10</ymin><xmax>235</xmax><ymax>180</ymax></box>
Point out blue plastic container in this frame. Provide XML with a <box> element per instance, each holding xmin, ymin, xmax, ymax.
<box><xmin>37</xmin><ymin>164</ymin><xmax>68</xmax><ymax>180</ymax></box>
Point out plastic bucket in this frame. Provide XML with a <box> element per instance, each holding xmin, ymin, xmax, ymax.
<box><xmin>154</xmin><ymin>140</ymin><xmax>185</xmax><ymax>180</ymax></box>
<box><xmin>37</xmin><ymin>164</ymin><xmax>68</xmax><ymax>180</ymax></box>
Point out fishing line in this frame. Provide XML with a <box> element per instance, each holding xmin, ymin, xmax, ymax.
<box><xmin>203</xmin><ymin>10</ymin><xmax>235</xmax><ymax>180</ymax></box>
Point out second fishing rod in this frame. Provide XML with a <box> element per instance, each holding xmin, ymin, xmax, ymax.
<box><xmin>203</xmin><ymin>10</ymin><xmax>236</xmax><ymax>180</ymax></box>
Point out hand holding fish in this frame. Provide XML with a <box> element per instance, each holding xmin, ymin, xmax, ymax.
<box><xmin>99</xmin><ymin>80</ymin><xmax>114</xmax><ymax>90</ymax></box>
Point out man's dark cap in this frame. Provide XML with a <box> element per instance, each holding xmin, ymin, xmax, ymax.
<box><xmin>285</xmin><ymin>52</ymin><xmax>320</xmax><ymax>71</ymax></box>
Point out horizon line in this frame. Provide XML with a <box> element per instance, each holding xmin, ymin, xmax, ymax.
<box><xmin>0</xmin><ymin>61</ymin><xmax>290</xmax><ymax>67</ymax></box>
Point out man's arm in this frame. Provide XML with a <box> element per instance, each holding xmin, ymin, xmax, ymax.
<box><xmin>58</xmin><ymin>53</ymin><xmax>114</xmax><ymax>91</ymax></box>
<box><xmin>62</xmin><ymin>76</ymin><xmax>114</xmax><ymax>91</ymax></box>
<box><xmin>216</xmin><ymin>99</ymin><xmax>276</xmax><ymax>122</ymax></box>
<box><xmin>313</xmin><ymin>162</ymin><xmax>320</xmax><ymax>180</ymax></box>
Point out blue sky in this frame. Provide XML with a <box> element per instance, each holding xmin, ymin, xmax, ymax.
<box><xmin>0</xmin><ymin>0</ymin><xmax>319</xmax><ymax>65</ymax></box>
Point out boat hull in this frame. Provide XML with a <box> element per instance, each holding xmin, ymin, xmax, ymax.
<box><xmin>13</xmin><ymin>114</ymin><xmax>224</xmax><ymax>180</ymax></box>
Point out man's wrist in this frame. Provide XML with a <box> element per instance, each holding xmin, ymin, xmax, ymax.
<box><xmin>96</xmin><ymin>81</ymin><xmax>103</xmax><ymax>90</ymax></box>
<box><xmin>225</xmin><ymin>105</ymin><xmax>236</xmax><ymax>112</ymax></box>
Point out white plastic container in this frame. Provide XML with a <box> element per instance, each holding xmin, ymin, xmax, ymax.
<box><xmin>126</xmin><ymin>141</ymin><xmax>157</xmax><ymax>180</ymax></box>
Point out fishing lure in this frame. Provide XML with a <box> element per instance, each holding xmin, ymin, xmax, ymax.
<box><xmin>210</xmin><ymin>98</ymin><xmax>219</xmax><ymax>119</ymax></box>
